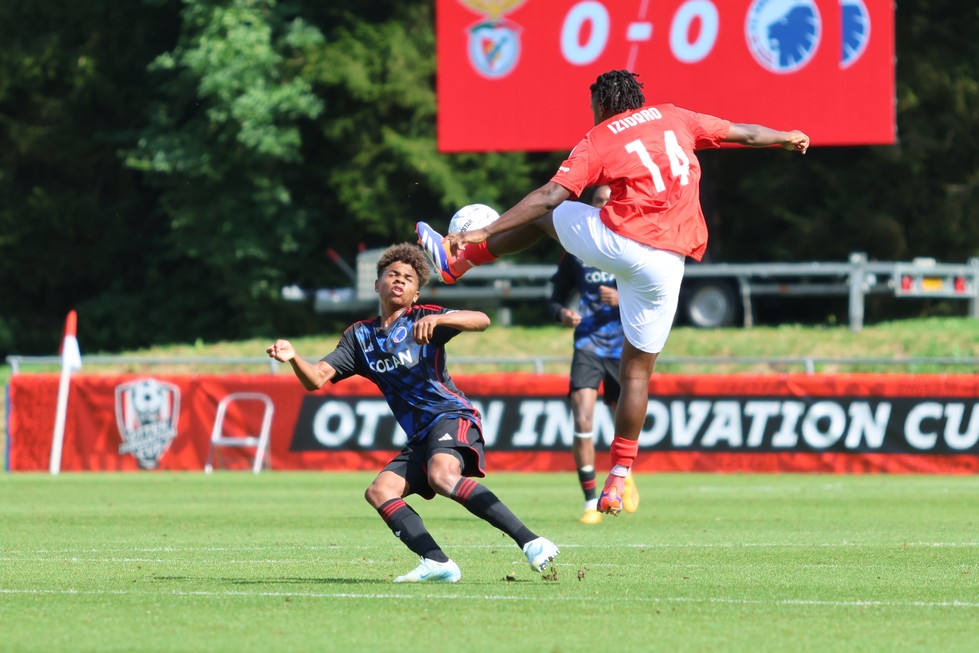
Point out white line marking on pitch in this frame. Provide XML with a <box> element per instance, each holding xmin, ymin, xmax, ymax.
<box><xmin>5</xmin><ymin>541</ymin><xmax>978</xmax><ymax>556</ymax></box>
<box><xmin>1</xmin><ymin>588</ymin><xmax>977</xmax><ymax>609</ymax></box>
<box><xmin>0</xmin><ymin>557</ymin><xmax>313</xmax><ymax>564</ymax></box>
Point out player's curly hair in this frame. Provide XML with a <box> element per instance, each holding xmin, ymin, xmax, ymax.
<box><xmin>376</xmin><ymin>242</ymin><xmax>431</xmax><ymax>290</ymax></box>
<box><xmin>590</xmin><ymin>70</ymin><xmax>645</xmax><ymax>117</ymax></box>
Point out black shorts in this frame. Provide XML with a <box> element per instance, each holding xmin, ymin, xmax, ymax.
<box><xmin>569</xmin><ymin>349</ymin><xmax>621</xmax><ymax>405</ymax></box>
<box><xmin>381</xmin><ymin>417</ymin><xmax>487</xmax><ymax>500</ymax></box>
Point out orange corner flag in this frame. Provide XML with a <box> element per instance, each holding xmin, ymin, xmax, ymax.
<box><xmin>60</xmin><ymin>310</ymin><xmax>82</xmax><ymax>371</ymax></box>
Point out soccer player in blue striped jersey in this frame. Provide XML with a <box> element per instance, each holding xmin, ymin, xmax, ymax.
<box><xmin>267</xmin><ymin>243</ymin><xmax>558</xmax><ymax>582</ymax></box>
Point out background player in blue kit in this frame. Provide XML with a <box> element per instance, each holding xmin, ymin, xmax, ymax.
<box><xmin>267</xmin><ymin>243</ymin><xmax>559</xmax><ymax>583</ymax></box>
<box><xmin>549</xmin><ymin>186</ymin><xmax>638</xmax><ymax>525</ymax></box>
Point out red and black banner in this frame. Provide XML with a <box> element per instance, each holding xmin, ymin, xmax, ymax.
<box><xmin>7</xmin><ymin>373</ymin><xmax>978</xmax><ymax>474</ymax></box>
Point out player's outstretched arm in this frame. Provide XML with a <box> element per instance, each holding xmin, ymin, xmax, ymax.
<box><xmin>266</xmin><ymin>339</ymin><xmax>337</xmax><ymax>391</ymax></box>
<box><xmin>438</xmin><ymin>309</ymin><xmax>490</xmax><ymax>332</ymax></box>
<box><xmin>726</xmin><ymin>123</ymin><xmax>810</xmax><ymax>154</ymax></box>
<box><xmin>412</xmin><ymin>310</ymin><xmax>490</xmax><ymax>345</ymax></box>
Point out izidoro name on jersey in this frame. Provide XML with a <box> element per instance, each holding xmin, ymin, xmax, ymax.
<box><xmin>606</xmin><ymin>108</ymin><xmax>664</xmax><ymax>135</ymax></box>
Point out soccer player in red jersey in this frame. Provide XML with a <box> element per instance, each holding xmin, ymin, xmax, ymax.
<box><xmin>417</xmin><ymin>70</ymin><xmax>809</xmax><ymax>515</ymax></box>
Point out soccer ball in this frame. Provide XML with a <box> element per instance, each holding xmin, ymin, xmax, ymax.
<box><xmin>448</xmin><ymin>204</ymin><xmax>499</xmax><ymax>234</ymax></box>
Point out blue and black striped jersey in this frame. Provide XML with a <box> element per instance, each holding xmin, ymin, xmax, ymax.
<box><xmin>549</xmin><ymin>254</ymin><xmax>624</xmax><ymax>359</ymax></box>
<box><xmin>323</xmin><ymin>304</ymin><xmax>479</xmax><ymax>441</ymax></box>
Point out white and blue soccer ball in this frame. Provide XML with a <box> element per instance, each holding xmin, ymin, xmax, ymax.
<box><xmin>448</xmin><ymin>204</ymin><xmax>499</xmax><ymax>234</ymax></box>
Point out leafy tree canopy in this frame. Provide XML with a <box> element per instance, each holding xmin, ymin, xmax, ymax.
<box><xmin>0</xmin><ymin>0</ymin><xmax>975</xmax><ymax>355</ymax></box>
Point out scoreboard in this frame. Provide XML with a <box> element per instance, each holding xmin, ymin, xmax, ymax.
<box><xmin>437</xmin><ymin>0</ymin><xmax>894</xmax><ymax>152</ymax></box>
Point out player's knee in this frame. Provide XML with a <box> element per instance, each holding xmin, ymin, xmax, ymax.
<box><xmin>427</xmin><ymin>449</ymin><xmax>464</xmax><ymax>495</ymax></box>
<box><xmin>364</xmin><ymin>479</ymin><xmax>396</xmax><ymax>508</ymax></box>
<box><xmin>363</xmin><ymin>484</ymin><xmax>381</xmax><ymax>508</ymax></box>
<box><xmin>426</xmin><ymin>468</ymin><xmax>460</xmax><ymax>497</ymax></box>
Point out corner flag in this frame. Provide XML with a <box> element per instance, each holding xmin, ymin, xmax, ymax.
<box><xmin>50</xmin><ymin>310</ymin><xmax>82</xmax><ymax>475</ymax></box>
<box><xmin>59</xmin><ymin>310</ymin><xmax>82</xmax><ymax>372</ymax></box>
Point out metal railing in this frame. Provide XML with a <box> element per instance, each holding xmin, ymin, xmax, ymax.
<box><xmin>330</xmin><ymin>250</ymin><xmax>979</xmax><ymax>332</ymax></box>
<box><xmin>5</xmin><ymin>355</ymin><xmax>282</xmax><ymax>375</ymax></box>
<box><xmin>7</xmin><ymin>354</ymin><xmax>978</xmax><ymax>376</ymax></box>
<box><xmin>452</xmin><ymin>356</ymin><xmax>979</xmax><ymax>374</ymax></box>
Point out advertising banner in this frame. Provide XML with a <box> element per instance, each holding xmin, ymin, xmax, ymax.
<box><xmin>7</xmin><ymin>373</ymin><xmax>978</xmax><ymax>474</ymax></box>
<box><xmin>436</xmin><ymin>0</ymin><xmax>895</xmax><ymax>151</ymax></box>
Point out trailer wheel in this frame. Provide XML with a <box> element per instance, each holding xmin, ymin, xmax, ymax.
<box><xmin>682</xmin><ymin>281</ymin><xmax>738</xmax><ymax>328</ymax></box>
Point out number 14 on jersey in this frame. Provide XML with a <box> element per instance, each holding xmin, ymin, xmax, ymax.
<box><xmin>625</xmin><ymin>132</ymin><xmax>690</xmax><ymax>193</ymax></box>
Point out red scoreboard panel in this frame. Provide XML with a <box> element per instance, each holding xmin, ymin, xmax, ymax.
<box><xmin>437</xmin><ymin>0</ymin><xmax>894</xmax><ymax>152</ymax></box>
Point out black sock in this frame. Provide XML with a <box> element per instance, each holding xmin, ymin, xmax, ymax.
<box><xmin>577</xmin><ymin>467</ymin><xmax>597</xmax><ymax>502</ymax></box>
<box><xmin>450</xmin><ymin>478</ymin><xmax>536</xmax><ymax>548</ymax></box>
<box><xmin>376</xmin><ymin>498</ymin><xmax>448</xmax><ymax>563</ymax></box>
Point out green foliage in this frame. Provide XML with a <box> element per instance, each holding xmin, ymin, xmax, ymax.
<box><xmin>0</xmin><ymin>0</ymin><xmax>976</xmax><ymax>356</ymax></box>
<box><xmin>124</xmin><ymin>0</ymin><xmax>326</xmax><ymax>341</ymax></box>
<box><xmin>295</xmin><ymin>1</ymin><xmax>546</xmax><ymax>255</ymax></box>
<box><xmin>0</xmin><ymin>0</ymin><xmax>179</xmax><ymax>353</ymax></box>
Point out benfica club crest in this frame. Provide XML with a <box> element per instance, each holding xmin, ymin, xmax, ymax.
<box><xmin>460</xmin><ymin>0</ymin><xmax>526</xmax><ymax>79</ymax></box>
<box><xmin>115</xmin><ymin>378</ymin><xmax>181</xmax><ymax>469</ymax></box>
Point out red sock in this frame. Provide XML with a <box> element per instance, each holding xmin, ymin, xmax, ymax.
<box><xmin>609</xmin><ymin>437</ymin><xmax>640</xmax><ymax>469</ymax></box>
<box><xmin>457</xmin><ymin>241</ymin><xmax>498</xmax><ymax>268</ymax></box>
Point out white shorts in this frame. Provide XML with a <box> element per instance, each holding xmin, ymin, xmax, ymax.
<box><xmin>553</xmin><ymin>201</ymin><xmax>685</xmax><ymax>354</ymax></box>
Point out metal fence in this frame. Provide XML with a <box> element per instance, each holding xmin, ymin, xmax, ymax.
<box><xmin>7</xmin><ymin>354</ymin><xmax>979</xmax><ymax>376</ymax></box>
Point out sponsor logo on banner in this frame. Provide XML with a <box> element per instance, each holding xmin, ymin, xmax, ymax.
<box><xmin>460</xmin><ymin>0</ymin><xmax>526</xmax><ymax>78</ymax></box>
<box><xmin>745</xmin><ymin>0</ymin><xmax>822</xmax><ymax>74</ymax></box>
<box><xmin>115</xmin><ymin>378</ymin><xmax>181</xmax><ymax>469</ymax></box>
<box><xmin>290</xmin><ymin>395</ymin><xmax>979</xmax><ymax>455</ymax></box>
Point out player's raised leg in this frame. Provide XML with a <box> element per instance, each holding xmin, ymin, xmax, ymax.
<box><xmin>445</xmin><ymin>475</ymin><xmax>561</xmax><ymax>573</ymax></box>
<box><xmin>416</xmin><ymin>209</ymin><xmax>555</xmax><ymax>284</ymax></box>
<box><xmin>416</xmin><ymin>221</ymin><xmax>466</xmax><ymax>284</ymax></box>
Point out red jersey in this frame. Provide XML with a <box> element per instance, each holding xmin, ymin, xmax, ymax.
<box><xmin>551</xmin><ymin>104</ymin><xmax>730</xmax><ymax>261</ymax></box>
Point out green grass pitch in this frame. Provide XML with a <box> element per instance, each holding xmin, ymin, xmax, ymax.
<box><xmin>1</xmin><ymin>472</ymin><xmax>977</xmax><ymax>652</ymax></box>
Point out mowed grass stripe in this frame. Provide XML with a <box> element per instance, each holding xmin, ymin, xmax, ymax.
<box><xmin>3</xmin><ymin>587</ymin><xmax>979</xmax><ymax>610</ymax></box>
<box><xmin>2</xmin><ymin>472</ymin><xmax>978</xmax><ymax>653</ymax></box>
<box><xmin>5</xmin><ymin>540</ymin><xmax>979</xmax><ymax>554</ymax></box>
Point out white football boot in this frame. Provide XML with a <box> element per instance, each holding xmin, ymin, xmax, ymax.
<box><xmin>522</xmin><ymin>537</ymin><xmax>560</xmax><ymax>573</ymax></box>
<box><xmin>393</xmin><ymin>557</ymin><xmax>462</xmax><ymax>583</ymax></box>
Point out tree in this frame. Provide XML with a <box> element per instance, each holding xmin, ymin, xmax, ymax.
<box><xmin>2</xmin><ymin>0</ymin><xmax>975</xmax><ymax>355</ymax></box>
<box><xmin>124</xmin><ymin>0</ymin><xmax>326</xmax><ymax>342</ymax></box>
<box><xmin>292</xmin><ymin>1</ymin><xmax>555</xmax><ymax>279</ymax></box>
<box><xmin>122</xmin><ymin>0</ymin><xmax>552</xmax><ymax>344</ymax></box>
<box><xmin>0</xmin><ymin>0</ymin><xmax>180</xmax><ymax>354</ymax></box>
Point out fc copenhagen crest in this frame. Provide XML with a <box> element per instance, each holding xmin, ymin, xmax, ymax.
<box><xmin>460</xmin><ymin>0</ymin><xmax>526</xmax><ymax>79</ymax></box>
<box><xmin>115</xmin><ymin>378</ymin><xmax>181</xmax><ymax>469</ymax></box>
<box><xmin>745</xmin><ymin>0</ymin><xmax>822</xmax><ymax>74</ymax></box>
<box><xmin>840</xmin><ymin>0</ymin><xmax>871</xmax><ymax>69</ymax></box>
